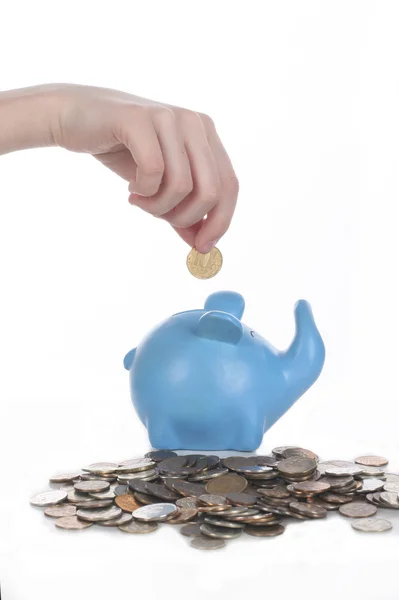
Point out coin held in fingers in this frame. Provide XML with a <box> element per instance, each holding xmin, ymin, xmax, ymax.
<box><xmin>186</xmin><ymin>247</ymin><xmax>223</xmax><ymax>279</ymax></box>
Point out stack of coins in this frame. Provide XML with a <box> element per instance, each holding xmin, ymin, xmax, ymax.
<box><xmin>30</xmin><ymin>448</ymin><xmax>398</xmax><ymax>549</ymax></box>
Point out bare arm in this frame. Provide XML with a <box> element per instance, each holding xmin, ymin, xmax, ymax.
<box><xmin>0</xmin><ymin>84</ymin><xmax>239</xmax><ymax>252</ymax></box>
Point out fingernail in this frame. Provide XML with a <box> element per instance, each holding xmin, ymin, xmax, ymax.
<box><xmin>201</xmin><ymin>240</ymin><xmax>218</xmax><ymax>254</ymax></box>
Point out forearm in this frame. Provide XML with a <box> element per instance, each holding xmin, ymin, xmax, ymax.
<box><xmin>0</xmin><ymin>85</ymin><xmax>59</xmax><ymax>155</ymax></box>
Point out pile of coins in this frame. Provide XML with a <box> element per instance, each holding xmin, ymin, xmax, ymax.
<box><xmin>30</xmin><ymin>447</ymin><xmax>399</xmax><ymax>550</ymax></box>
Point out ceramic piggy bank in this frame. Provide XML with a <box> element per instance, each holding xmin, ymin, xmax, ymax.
<box><xmin>124</xmin><ymin>291</ymin><xmax>325</xmax><ymax>451</ymax></box>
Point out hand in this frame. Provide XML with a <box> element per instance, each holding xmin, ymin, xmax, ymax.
<box><xmin>52</xmin><ymin>84</ymin><xmax>239</xmax><ymax>252</ymax></box>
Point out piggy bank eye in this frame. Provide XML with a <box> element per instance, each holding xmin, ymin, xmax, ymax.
<box><xmin>250</xmin><ymin>331</ymin><xmax>255</xmax><ymax>337</ymax></box>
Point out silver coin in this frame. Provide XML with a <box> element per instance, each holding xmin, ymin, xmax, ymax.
<box><xmin>30</xmin><ymin>490</ymin><xmax>67</xmax><ymax>507</ymax></box>
<box><xmin>117</xmin><ymin>458</ymin><xmax>156</xmax><ymax>472</ymax></box>
<box><xmin>75</xmin><ymin>499</ymin><xmax>113</xmax><ymax>509</ymax></box>
<box><xmin>189</xmin><ymin>468</ymin><xmax>229</xmax><ymax>482</ymax></box>
<box><xmin>358</xmin><ymin>479</ymin><xmax>385</xmax><ymax>493</ymax></box>
<box><xmin>351</xmin><ymin>517</ymin><xmax>393</xmax><ymax>533</ymax></box>
<box><xmin>67</xmin><ymin>489</ymin><xmax>94</xmax><ymax>503</ymax></box>
<box><xmin>76</xmin><ymin>506</ymin><xmax>122</xmax><ymax>522</ymax></box>
<box><xmin>325</xmin><ymin>465</ymin><xmax>363</xmax><ymax>477</ymax></box>
<box><xmin>204</xmin><ymin>516</ymin><xmax>245</xmax><ymax>529</ymax></box>
<box><xmin>97</xmin><ymin>513</ymin><xmax>133</xmax><ymax>527</ymax></box>
<box><xmin>180</xmin><ymin>523</ymin><xmax>204</xmax><ymax>537</ymax></box>
<box><xmin>200</xmin><ymin>523</ymin><xmax>242</xmax><ymax>539</ymax></box>
<box><xmin>379</xmin><ymin>492</ymin><xmax>399</xmax><ymax>508</ymax></box>
<box><xmin>83</xmin><ymin>462</ymin><xmax>119</xmax><ymax>474</ymax></box>
<box><xmin>191</xmin><ymin>537</ymin><xmax>226</xmax><ymax>550</ymax></box>
<box><xmin>119</xmin><ymin>520</ymin><xmax>159</xmax><ymax>534</ymax></box>
<box><xmin>198</xmin><ymin>494</ymin><xmax>227</xmax><ymax>507</ymax></box>
<box><xmin>217</xmin><ymin>506</ymin><xmax>251</xmax><ymax>517</ymax></box>
<box><xmin>357</xmin><ymin>466</ymin><xmax>386</xmax><ymax>477</ymax></box>
<box><xmin>117</xmin><ymin>470</ymin><xmax>158</xmax><ymax>482</ymax></box>
<box><xmin>44</xmin><ymin>504</ymin><xmax>77</xmax><ymax>518</ymax></box>
<box><xmin>59</xmin><ymin>484</ymin><xmax>76</xmax><ymax>492</ymax></box>
<box><xmin>176</xmin><ymin>497</ymin><xmax>198</xmax><ymax>509</ymax></box>
<box><xmin>55</xmin><ymin>516</ymin><xmax>93</xmax><ymax>530</ymax></box>
<box><xmin>89</xmin><ymin>489</ymin><xmax>116</xmax><ymax>500</ymax></box>
<box><xmin>74</xmin><ymin>480</ymin><xmax>110</xmax><ymax>494</ymax></box>
<box><xmin>385</xmin><ymin>473</ymin><xmax>399</xmax><ymax>483</ymax></box>
<box><xmin>318</xmin><ymin>461</ymin><xmax>356</xmax><ymax>474</ymax></box>
<box><xmin>383</xmin><ymin>482</ymin><xmax>399</xmax><ymax>493</ymax></box>
<box><xmin>49</xmin><ymin>472</ymin><xmax>82</xmax><ymax>484</ymax></box>
<box><xmin>132</xmin><ymin>503</ymin><xmax>178</xmax><ymax>522</ymax></box>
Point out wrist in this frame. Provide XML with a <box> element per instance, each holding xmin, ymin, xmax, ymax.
<box><xmin>0</xmin><ymin>84</ymin><xmax>63</xmax><ymax>154</ymax></box>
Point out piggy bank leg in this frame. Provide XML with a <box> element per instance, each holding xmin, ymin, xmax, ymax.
<box><xmin>234</xmin><ymin>416</ymin><xmax>264</xmax><ymax>452</ymax></box>
<box><xmin>148</xmin><ymin>417</ymin><xmax>181</xmax><ymax>450</ymax></box>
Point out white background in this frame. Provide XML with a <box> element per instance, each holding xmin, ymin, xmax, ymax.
<box><xmin>1</xmin><ymin>1</ymin><xmax>399</xmax><ymax>598</ymax></box>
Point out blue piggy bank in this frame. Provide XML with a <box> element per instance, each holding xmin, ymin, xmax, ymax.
<box><xmin>124</xmin><ymin>291</ymin><xmax>325</xmax><ymax>451</ymax></box>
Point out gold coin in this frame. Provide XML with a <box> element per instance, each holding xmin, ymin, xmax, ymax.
<box><xmin>186</xmin><ymin>247</ymin><xmax>223</xmax><ymax>279</ymax></box>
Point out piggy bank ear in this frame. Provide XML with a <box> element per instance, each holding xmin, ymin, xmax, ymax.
<box><xmin>204</xmin><ymin>291</ymin><xmax>245</xmax><ymax>320</ymax></box>
<box><xmin>123</xmin><ymin>348</ymin><xmax>136</xmax><ymax>370</ymax></box>
<box><xmin>197</xmin><ymin>311</ymin><xmax>243</xmax><ymax>345</ymax></box>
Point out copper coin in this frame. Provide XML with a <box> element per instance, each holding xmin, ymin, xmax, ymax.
<box><xmin>49</xmin><ymin>472</ymin><xmax>82</xmax><ymax>484</ymax></box>
<box><xmin>320</xmin><ymin>492</ymin><xmax>354</xmax><ymax>504</ymax></box>
<box><xmin>225</xmin><ymin>492</ymin><xmax>257</xmax><ymax>506</ymax></box>
<box><xmin>206</xmin><ymin>474</ymin><xmax>248</xmax><ymax>495</ymax></box>
<box><xmin>293</xmin><ymin>481</ymin><xmax>331</xmax><ymax>494</ymax></box>
<box><xmin>289</xmin><ymin>501</ymin><xmax>327</xmax><ymax>518</ymax></box>
<box><xmin>56</xmin><ymin>516</ymin><xmax>93</xmax><ymax>530</ymax></box>
<box><xmin>115</xmin><ymin>494</ymin><xmax>141</xmax><ymax>512</ymax></box>
<box><xmin>74</xmin><ymin>480</ymin><xmax>110</xmax><ymax>494</ymax></box>
<box><xmin>98</xmin><ymin>513</ymin><xmax>133</xmax><ymax>527</ymax></box>
<box><xmin>221</xmin><ymin>506</ymin><xmax>254</xmax><ymax>517</ymax></box>
<box><xmin>190</xmin><ymin>537</ymin><xmax>226</xmax><ymax>550</ymax></box>
<box><xmin>246</xmin><ymin>524</ymin><xmax>285</xmax><ymax>537</ymax></box>
<box><xmin>197</xmin><ymin>505</ymin><xmax>231</xmax><ymax>513</ymax></box>
<box><xmin>45</xmin><ymin>505</ymin><xmax>77</xmax><ymax>518</ymax></box>
<box><xmin>277</xmin><ymin>457</ymin><xmax>317</xmax><ymax>478</ymax></box>
<box><xmin>355</xmin><ymin>456</ymin><xmax>389</xmax><ymax>467</ymax></box>
<box><xmin>167</xmin><ymin>508</ymin><xmax>198</xmax><ymax>524</ymax></box>
<box><xmin>119</xmin><ymin>520</ymin><xmax>159</xmax><ymax>534</ymax></box>
<box><xmin>339</xmin><ymin>502</ymin><xmax>378</xmax><ymax>518</ymax></box>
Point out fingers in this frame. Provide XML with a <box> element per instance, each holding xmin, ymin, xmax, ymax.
<box><xmin>194</xmin><ymin>125</ymin><xmax>239</xmax><ymax>252</ymax></box>
<box><xmin>129</xmin><ymin>109</ymin><xmax>193</xmax><ymax>216</ymax></box>
<box><xmin>121</xmin><ymin>109</ymin><xmax>165</xmax><ymax>197</ymax></box>
<box><xmin>122</xmin><ymin>106</ymin><xmax>238</xmax><ymax>250</ymax></box>
<box><xmin>163</xmin><ymin>113</ymin><xmax>221</xmax><ymax>234</ymax></box>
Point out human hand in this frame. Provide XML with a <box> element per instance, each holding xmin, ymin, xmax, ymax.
<box><xmin>51</xmin><ymin>84</ymin><xmax>239</xmax><ymax>252</ymax></box>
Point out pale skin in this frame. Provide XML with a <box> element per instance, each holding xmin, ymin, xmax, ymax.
<box><xmin>0</xmin><ymin>84</ymin><xmax>239</xmax><ymax>253</ymax></box>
